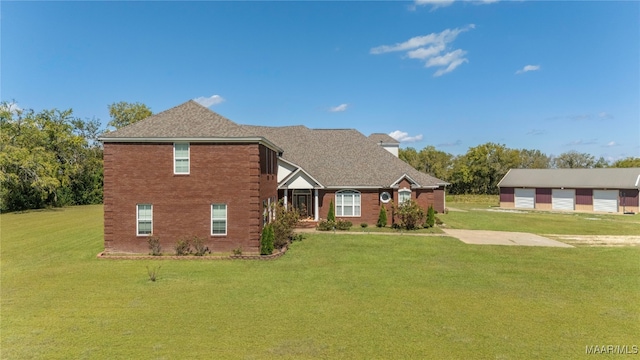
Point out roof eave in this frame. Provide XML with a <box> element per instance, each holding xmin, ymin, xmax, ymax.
<box><xmin>99</xmin><ymin>136</ymin><xmax>283</xmax><ymax>153</ymax></box>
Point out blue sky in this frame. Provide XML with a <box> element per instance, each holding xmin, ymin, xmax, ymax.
<box><xmin>2</xmin><ymin>1</ymin><xmax>639</xmax><ymax>159</ymax></box>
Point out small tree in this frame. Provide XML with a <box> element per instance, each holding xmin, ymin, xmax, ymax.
<box><xmin>327</xmin><ymin>199</ymin><xmax>336</xmax><ymax>222</ymax></box>
<box><xmin>377</xmin><ymin>205</ymin><xmax>387</xmax><ymax>227</ymax></box>
<box><xmin>260</xmin><ymin>224</ymin><xmax>274</xmax><ymax>255</ymax></box>
<box><xmin>425</xmin><ymin>205</ymin><xmax>435</xmax><ymax>228</ymax></box>
<box><xmin>393</xmin><ymin>200</ymin><xmax>425</xmax><ymax>230</ymax></box>
<box><xmin>272</xmin><ymin>200</ymin><xmax>300</xmax><ymax>249</ymax></box>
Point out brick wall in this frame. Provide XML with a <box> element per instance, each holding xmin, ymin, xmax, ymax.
<box><xmin>103</xmin><ymin>142</ymin><xmax>275</xmax><ymax>254</ymax></box>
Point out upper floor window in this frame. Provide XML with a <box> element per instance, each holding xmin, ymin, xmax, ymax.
<box><xmin>398</xmin><ymin>189</ymin><xmax>411</xmax><ymax>204</ymax></box>
<box><xmin>137</xmin><ymin>204</ymin><xmax>153</xmax><ymax>236</ymax></box>
<box><xmin>336</xmin><ymin>190</ymin><xmax>361</xmax><ymax>217</ymax></box>
<box><xmin>174</xmin><ymin>143</ymin><xmax>190</xmax><ymax>174</ymax></box>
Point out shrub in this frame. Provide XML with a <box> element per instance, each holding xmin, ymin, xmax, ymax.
<box><xmin>335</xmin><ymin>219</ymin><xmax>352</xmax><ymax>230</ymax></box>
<box><xmin>425</xmin><ymin>205</ymin><xmax>435</xmax><ymax>228</ymax></box>
<box><xmin>232</xmin><ymin>246</ymin><xmax>243</xmax><ymax>256</ymax></box>
<box><xmin>435</xmin><ymin>216</ymin><xmax>443</xmax><ymax>226</ymax></box>
<box><xmin>260</xmin><ymin>224</ymin><xmax>274</xmax><ymax>255</ymax></box>
<box><xmin>316</xmin><ymin>220</ymin><xmax>335</xmax><ymax>231</ymax></box>
<box><xmin>377</xmin><ymin>205</ymin><xmax>387</xmax><ymax>227</ymax></box>
<box><xmin>192</xmin><ymin>236</ymin><xmax>210</xmax><ymax>256</ymax></box>
<box><xmin>146</xmin><ymin>265</ymin><xmax>161</xmax><ymax>282</ymax></box>
<box><xmin>272</xmin><ymin>200</ymin><xmax>300</xmax><ymax>249</ymax></box>
<box><xmin>174</xmin><ymin>238</ymin><xmax>192</xmax><ymax>256</ymax></box>
<box><xmin>147</xmin><ymin>235</ymin><xmax>162</xmax><ymax>256</ymax></box>
<box><xmin>393</xmin><ymin>200</ymin><xmax>425</xmax><ymax>230</ymax></box>
<box><xmin>327</xmin><ymin>200</ymin><xmax>336</xmax><ymax>222</ymax></box>
<box><xmin>360</xmin><ymin>222</ymin><xmax>368</xmax><ymax>228</ymax></box>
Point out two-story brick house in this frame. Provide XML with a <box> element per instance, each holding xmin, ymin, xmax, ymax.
<box><xmin>100</xmin><ymin>100</ymin><xmax>447</xmax><ymax>254</ymax></box>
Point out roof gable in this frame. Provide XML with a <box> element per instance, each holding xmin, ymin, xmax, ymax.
<box><xmin>101</xmin><ymin>100</ymin><xmax>251</xmax><ymax>139</ymax></box>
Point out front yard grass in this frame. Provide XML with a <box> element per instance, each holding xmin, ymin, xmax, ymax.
<box><xmin>2</xmin><ymin>205</ymin><xmax>639</xmax><ymax>359</ymax></box>
<box><xmin>444</xmin><ymin>196</ymin><xmax>640</xmax><ymax>235</ymax></box>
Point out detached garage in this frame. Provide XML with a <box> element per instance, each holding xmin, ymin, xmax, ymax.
<box><xmin>498</xmin><ymin>168</ymin><xmax>640</xmax><ymax>214</ymax></box>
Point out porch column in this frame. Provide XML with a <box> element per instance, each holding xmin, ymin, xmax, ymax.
<box><xmin>314</xmin><ymin>189</ymin><xmax>319</xmax><ymax>221</ymax></box>
<box><xmin>283</xmin><ymin>189</ymin><xmax>288</xmax><ymax>210</ymax></box>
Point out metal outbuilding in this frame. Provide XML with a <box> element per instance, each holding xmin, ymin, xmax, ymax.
<box><xmin>498</xmin><ymin>168</ymin><xmax>640</xmax><ymax>213</ymax></box>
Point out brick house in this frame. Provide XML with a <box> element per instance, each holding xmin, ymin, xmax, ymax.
<box><xmin>100</xmin><ymin>101</ymin><xmax>447</xmax><ymax>254</ymax></box>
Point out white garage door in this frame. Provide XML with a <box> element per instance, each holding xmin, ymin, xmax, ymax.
<box><xmin>593</xmin><ymin>190</ymin><xmax>618</xmax><ymax>213</ymax></box>
<box><xmin>552</xmin><ymin>189</ymin><xmax>575</xmax><ymax>211</ymax></box>
<box><xmin>514</xmin><ymin>189</ymin><xmax>535</xmax><ymax>209</ymax></box>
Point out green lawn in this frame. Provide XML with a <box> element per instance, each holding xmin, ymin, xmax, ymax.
<box><xmin>2</xmin><ymin>205</ymin><xmax>639</xmax><ymax>359</ymax></box>
<box><xmin>444</xmin><ymin>196</ymin><xmax>640</xmax><ymax>235</ymax></box>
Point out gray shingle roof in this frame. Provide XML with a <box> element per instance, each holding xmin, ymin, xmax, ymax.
<box><xmin>498</xmin><ymin>168</ymin><xmax>640</xmax><ymax>189</ymax></box>
<box><xmin>368</xmin><ymin>133</ymin><xmax>399</xmax><ymax>145</ymax></box>
<box><xmin>244</xmin><ymin>125</ymin><xmax>446</xmax><ymax>188</ymax></box>
<box><xmin>101</xmin><ymin>100</ymin><xmax>251</xmax><ymax>138</ymax></box>
<box><xmin>100</xmin><ymin>100</ymin><xmax>447</xmax><ymax>188</ymax></box>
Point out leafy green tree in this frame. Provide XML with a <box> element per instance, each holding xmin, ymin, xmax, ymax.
<box><xmin>552</xmin><ymin>151</ymin><xmax>608</xmax><ymax>169</ymax></box>
<box><xmin>392</xmin><ymin>200</ymin><xmax>425</xmax><ymax>230</ymax></box>
<box><xmin>271</xmin><ymin>200</ymin><xmax>300</xmax><ymax>249</ymax></box>
<box><xmin>377</xmin><ymin>205</ymin><xmax>387</xmax><ymax>227</ymax></box>
<box><xmin>518</xmin><ymin>149</ymin><xmax>550</xmax><ymax>169</ymax></box>
<box><xmin>449</xmin><ymin>143</ymin><xmax>520</xmax><ymax>194</ymax></box>
<box><xmin>0</xmin><ymin>102</ymin><xmax>104</xmax><ymax>211</ymax></box>
<box><xmin>107</xmin><ymin>101</ymin><xmax>152</xmax><ymax>130</ymax></box>
<box><xmin>327</xmin><ymin>199</ymin><xmax>336</xmax><ymax>222</ymax></box>
<box><xmin>611</xmin><ymin>157</ymin><xmax>640</xmax><ymax>168</ymax></box>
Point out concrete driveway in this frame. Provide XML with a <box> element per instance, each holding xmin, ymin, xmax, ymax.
<box><xmin>442</xmin><ymin>229</ymin><xmax>573</xmax><ymax>248</ymax></box>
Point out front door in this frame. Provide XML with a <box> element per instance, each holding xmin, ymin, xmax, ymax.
<box><xmin>292</xmin><ymin>189</ymin><xmax>312</xmax><ymax>218</ymax></box>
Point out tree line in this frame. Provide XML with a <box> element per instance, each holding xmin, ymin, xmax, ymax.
<box><xmin>0</xmin><ymin>101</ymin><xmax>151</xmax><ymax>212</ymax></box>
<box><xmin>399</xmin><ymin>143</ymin><xmax>640</xmax><ymax>195</ymax></box>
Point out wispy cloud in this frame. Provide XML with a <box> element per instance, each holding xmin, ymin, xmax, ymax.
<box><xmin>389</xmin><ymin>130</ymin><xmax>424</xmax><ymax>143</ymax></box>
<box><xmin>526</xmin><ymin>129</ymin><xmax>546</xmax><ymax>136</ymax></box>
<box><xmin>194</xmin><ymin>95</ymin><xmax>225</xmax><ymax>108</ymax></box>
<box><xmin>437</xmin><ymin>139</ymin><xmax>462</xmax><ymax>147</ymax></box>
<box><xmin>566</xmin><ymin>139</ymin><xmax>598</xmax><ymax>146</ymax></box>
<box><xmin>329</xmin><ymin>104</ymin><xmax>349</xmax><ymax>112</ymax></box>
<box><xmin>371</xmin><ymin>25</ymin><xmax>474</xmax><ymax>77</ymax></box>
<box><xmin>515</xmin><ymin>65</ymin><xmax>540</xmax><ymax>74</ymax></box>
<box><xmin>603</xmin><ymin>141</ymin><xmax>619</xmax><ymax>147</ymax></box>
<box><xmin>547</xmin><ymin>112</ymin><xmax>614</xmax><ymax>122</ymax></box>
<box><xmin>414</xmin><ymin>0</ymin><xmax>498</xmax><ymax>11</ymax></box>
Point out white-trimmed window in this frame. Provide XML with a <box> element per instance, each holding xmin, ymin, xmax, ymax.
<box><xmin>211</xmin><ymin>204</ymin><xmax>227</xmax><ymax>235</ymax></box>
<box><xmin>380</xmin><ymin>191</ymin><xmax>391</xmax><ymax>204</ymax></box>
<box><xmin>336</xmin><ymin>190</ymin><xmax>361</xmax><ymax>217</ymax></box>
<box><xmin>174</xmin><ymin>143</ymin><xmax>190</xmax><ymax>174</ymax></box>
<box><xmin>137</xmin><ymin>204</ymin><xmax>153</xmax><ymax>236</ymax></box>
<box><xmin>398</xmin><ymin>189</ymin><xmax>411</xmax><ymax>204</ymax></box>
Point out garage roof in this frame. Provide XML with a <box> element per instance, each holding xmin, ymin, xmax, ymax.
<box><xmin>498</xmin><ymin>168</ymin><xmax>640</xmax><ymax>189</ymax></box>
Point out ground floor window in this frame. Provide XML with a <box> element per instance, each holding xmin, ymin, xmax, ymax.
<box><xmin>336</xmin><ymin>190</ymin><xmax>361</xmax><ymax>217</ymax></box>
<box><xmin>211</xmin><ymin>204</ymin><xmax>227</xmax><ymax>235</ymax></box>
<box><xmin>137</xmin><ymin>204</ymin><xmax>152</xmax><ymax>235</ymax></box>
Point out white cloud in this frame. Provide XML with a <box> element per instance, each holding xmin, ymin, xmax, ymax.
<box><xmin>515</xmin><ymin>64</ymin><xmax>541</xmax><ymax>74</ymax></box>
<box><xmin>604</xmin><ymin>141</ymin><xmax>619</xmax><ymax>147</ymax></box>
<box><xmin>194</xmin><ymin>95</ymin><xmax>225</xmax><ymax>107</ymax></box>
<box><xmin>371</xmin><ymin>25</ymin><xmax>474</xmax><ymax>76</ymax></box>
<box><xmin>389</xmin><ymin>130</ymin><xmax>424</xmax><ymax>143</ymax></box>
<box><xmin>329</xmin><ymin>104</ymin><xmax>349</xmax><ymax>112</ymax></box>
<box><xmin>414</xmin><ymin>0</ymin><xmax>498</xmax><ymax>10</ymax></box>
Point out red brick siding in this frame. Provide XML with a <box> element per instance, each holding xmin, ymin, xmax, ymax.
<box><xmin>103</xmin><ymin>142</ymin><xmax>274</xmax><ymax>254</ymax></box>
<box><xmin>500</xmin><ymin>187</ymin><xmax>514</xmax><ymax>203</ymax></box>
<box><xmin>535</xmin><ymin>188</ymin><xmax>552</xmax><ymax>204</ymax></box>
<box><xmin>575</xmin><ymin>189</ymin><xmax>593</xmax><ymax>205</ymax></box>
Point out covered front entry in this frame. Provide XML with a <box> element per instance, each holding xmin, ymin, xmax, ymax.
<box><xmin>292</xmin><ymin>189</ymin><xmax>312</xmax><ymax>218</ymax></box>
